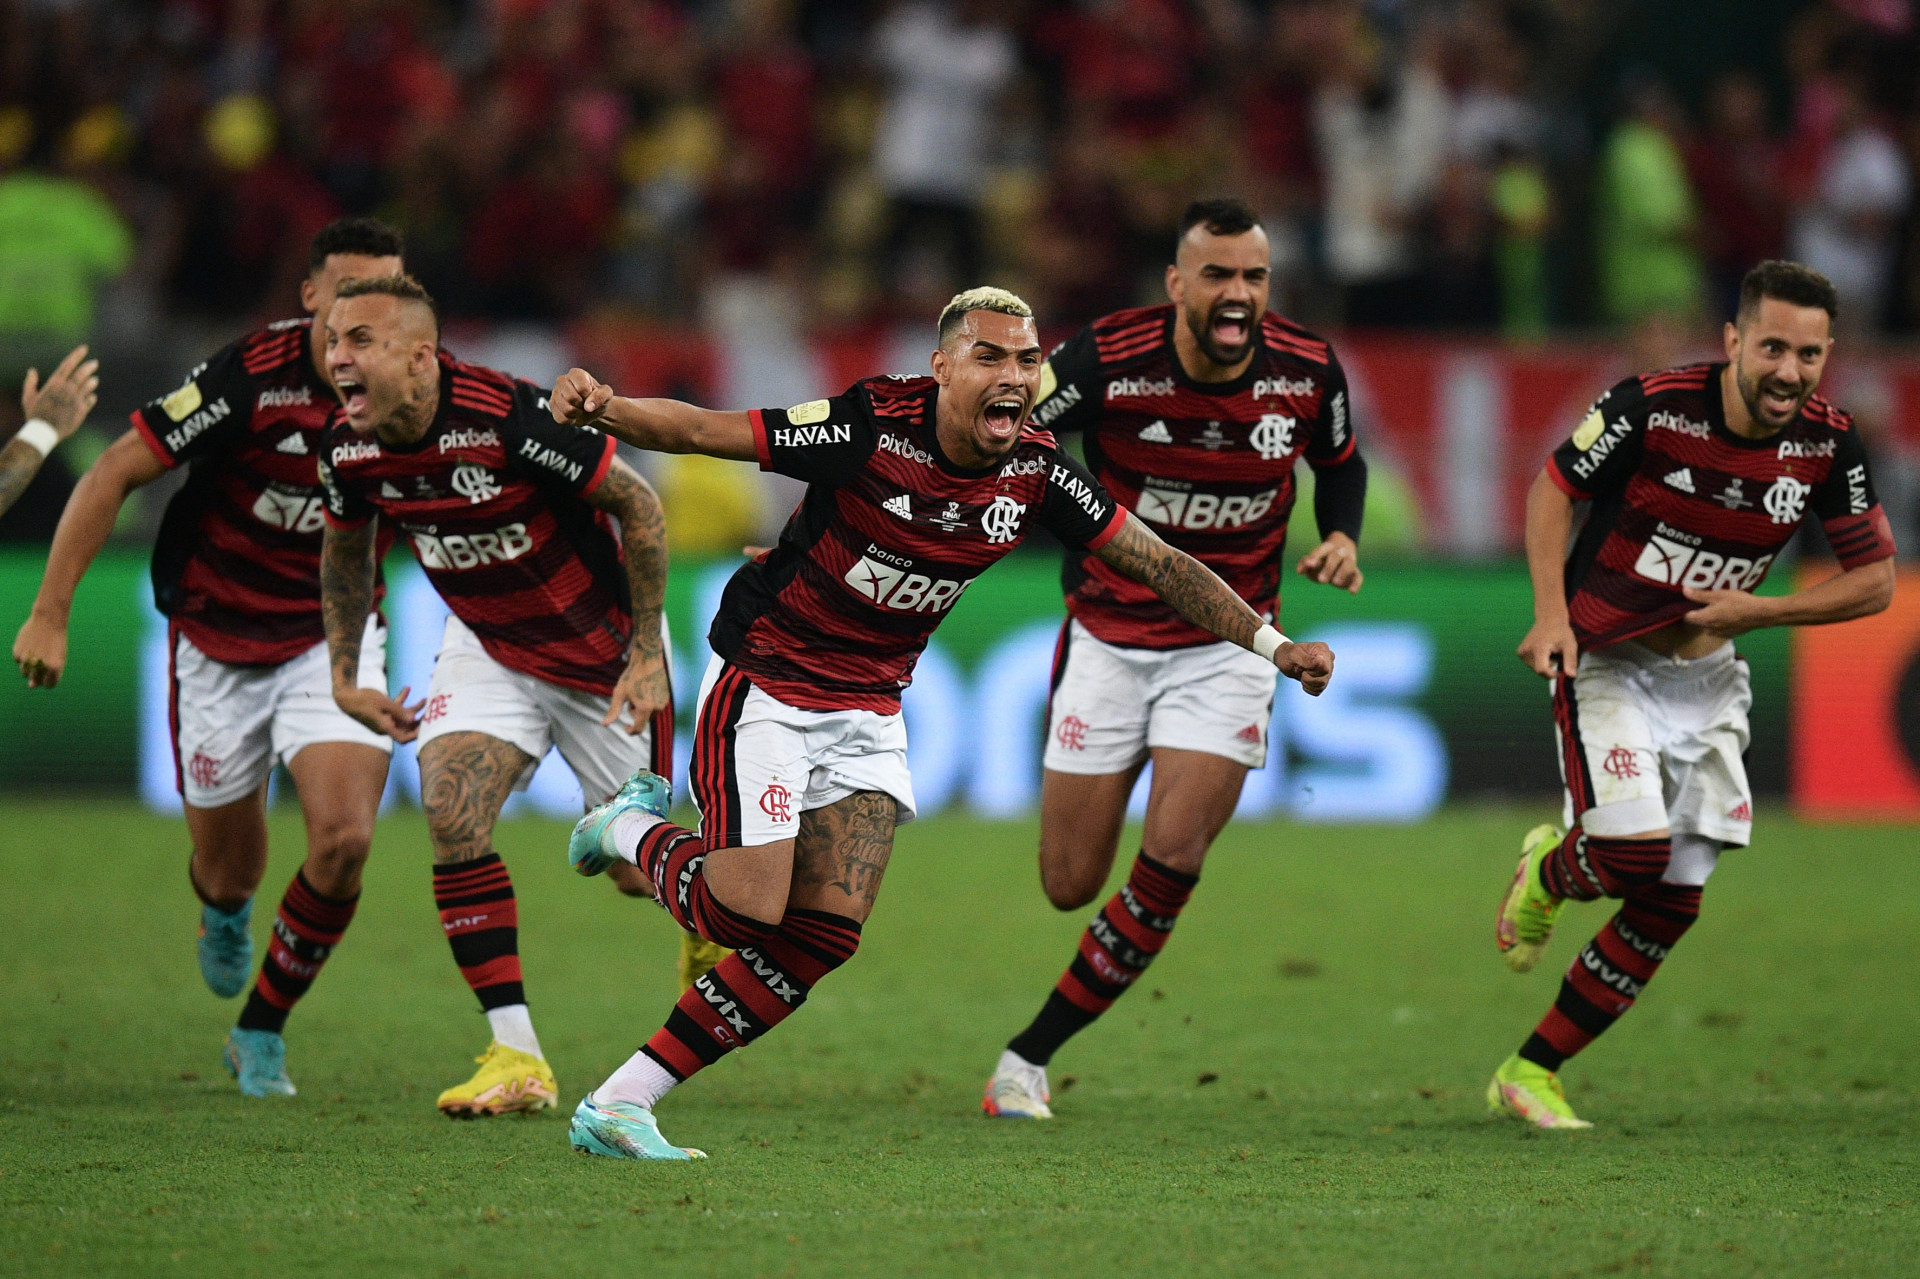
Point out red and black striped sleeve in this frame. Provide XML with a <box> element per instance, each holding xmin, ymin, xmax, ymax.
<box><xmin>1547</xmin><ymin>376</ymin><xmax>1648</xmax><ymax>500</ymax></box>
<box><xmin>503</xmin><ymin>378</ymin><xmax>617</xmax><ymax>496</ymax></box>
<box><xmin>129</xmin><ymin>338</ymin><xmax>255</xmax><ymax>468</ymax></box>
<box><xmin>749</xmin><ymin>385</ymin><xmax>879</xmax><ymax>484</ymax></box>
<box><xmin>1810</xmin><ymin>421</ymin><xmax>1898</xmax><ymax>567</ymax></box>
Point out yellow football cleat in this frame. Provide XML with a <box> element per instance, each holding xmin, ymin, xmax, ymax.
<box><xmin>1496</xmin><ymin>823</ymin><xmax>1569</xmax><ymax>973</ymax></box>
<box><xmin>436</xmin><ymin>1041</ymin><xmax>558</xmax><ymax>1118</ymax></box>
<box><xmin>678</xmin><ymin>931</ymin><xmax>731</xmax><ymax>993</ymax></box>
<box><xmin>1487</xmin><ymin>1053</ymin><xmax>1593</xmax><ymax>1130</ymax></box>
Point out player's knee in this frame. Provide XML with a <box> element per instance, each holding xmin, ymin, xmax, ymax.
<box><xmin>1039</xmin><ymin>862</ymin><xmax>1102</xmax><ymax>912</ymax></box>
<box><xmin>308</xmin><ymin>823</ymin><xmax>373</xmax><ymax>874</ymax></box>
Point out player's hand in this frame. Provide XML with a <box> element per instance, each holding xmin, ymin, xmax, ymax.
<box><xmin>1275</xmin><ymin>639</ymin><xmax>1334</xmax><ymax>696</ymax></box>
<box><xmin>1295</xmin><ymin>532</ymin><xmax>1362</xmax><ymax>593</ymax></box>
<box><xmin>605</xmin><ymin>648</ymin><xmax>669</xmax><ymax>735</ymax></box>
<box><xmin>335</xmin><ymin>683</ymin><xmax>425</xmax><ymax>743</ymax></box>
<box><xmin>12</xmin><ymin>613</ymin><xmax>69</xmax><ymax>688</ymax></box>
<box><xmin>551</xmin><ymin>368</ymin><xmax>613</xmax><ymax>426</ymax></box>
<box><xmin>1682</xmin><ymin>587</ymin><xmax>1774</xmax><ymax>638</ymax></box>
<box><xmin>1518</xmin><ymin>617</ymin><xmax>1578</xmax><ymax>679</ymax></box>
<box><xmin>21</xmin><ymin>345</ymin><xmax>100</xmax><ymax>440</ymax></box>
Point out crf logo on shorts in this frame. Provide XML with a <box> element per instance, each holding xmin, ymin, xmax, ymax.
<box><xmin>1055</xmin><ymin>715</ymin><xmax>1089</xmax><ymax>750</ymax></box>
<box><xmin>412</xmin><ymin>523</ymin><xmax>534</xmax><ymax>569</ymax></box>
<box><xmin>842</xmin><ymin>555</ymin><xmax>971</xmax><ymax>612</ymax></box>
<box><xmin>1633</xmin><ymin>534</ymin><xmax>1773</xmax><ymax>591</ymax></box>
<box><xmin>1136</xmin><ymin>483</ymin><xmax>1277</xmax><ymax>532</ymax></box>
<box><xmin>421</xmin><ymin>693</ymin><xmax>452</xmax><ymax>724</ymax></box>
<box><xmin>1602</xmin><ymin>747</ymin><xmax>1645</xmax><ymax>779</ymax></box>
<box><xmin>759</xmin><ymin>783</ymin><xmax>793</xmax><ymax>822</ymax></box>
<box><xmin>188</xmin><ymin>752</ymin><xmax>221</xmax><ymax>790</ymax></box>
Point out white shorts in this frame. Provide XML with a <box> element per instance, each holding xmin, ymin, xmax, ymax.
<box><xmin>415</xmin><ymin>616</ymin><xmax>672</xmax><ymax>808</ymax></box>
<box><xmin>1554</xmin><ymin>641</ymin><xmax>1753</xmax><ymax>848</ymax></box>
<box><xmin>1042</xmin><ymin>619</ymin><xmax>1278</xmax><ymax>773</ymax></box>
<box><xmin>688</xmin><ymin>656</ymin><xmax>917</xmax><ymax>848</ymax></box>
<box><xmin>170</xmin><ymin>616</ymin><xmax>392</xmax><ymax>809</ymax></box>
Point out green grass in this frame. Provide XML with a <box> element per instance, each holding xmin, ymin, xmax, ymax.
<box><xmin>1</xmin><ymin>802</ymin><xmax>1916</xmax><ymax>1277</ymax></box>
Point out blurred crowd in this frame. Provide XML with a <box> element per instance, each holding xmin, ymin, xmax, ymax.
<box><xmin>2</xmin><ymin>0</ymin><xmax>1919</xmax><ymax>347</ymax></box>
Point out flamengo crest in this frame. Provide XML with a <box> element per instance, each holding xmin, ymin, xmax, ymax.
<box><xmin>981</xmin><ymin>495</ymin><xmax>1026</xmax><ymax>543</ymax></box>
<box><xmin>1250</xmin><ymin>414</ymin><xmax>1296</xmax><ymax>460</ymax></box>
<box><xmin>451</xmin><ymin>464</ymin><xmax>501</xmax><ymax>504</ymax></box>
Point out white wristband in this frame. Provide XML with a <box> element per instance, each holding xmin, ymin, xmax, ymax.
<box><xmin>1252</xmin><ymin>624</ymin><xmax>1289</xmax><ymax>663</ymax></box>
<box><xmin>14</xmin><ymin>418</ymin><xmax>58</xmax><ymax>459</ymax></box>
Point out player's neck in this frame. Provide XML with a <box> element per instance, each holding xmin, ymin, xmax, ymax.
<box><xmin>1717</xmin><ymin>363</ymin><xmax>1781</xmax><ymax>441</ymax></box>
<box><xmin>375</xmin><ymin>376</ymin><xmax>440</xmax><ymax>447</ymax></box>
<box><xmin>1172</xmin><ymin>319</ymin><xmax>1254</xmax><ymax>384</ymax></box>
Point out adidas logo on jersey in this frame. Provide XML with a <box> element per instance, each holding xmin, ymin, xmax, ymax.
<box><xmin>1664</xmin><ymin>467</ymin><xmax>1694</xmax><ymax>493</ymax></box>
<box><xmin>1138</xmin><ymin>420</ymin><xmax>1173</xmax><ymax>443</ymax></box>
<box><xmin>380</xmin><ymin>481</ymin><xmax>404</xmax><ymax>499</ymax></box>
<box><xmin>275</xmin><ymin>433</ymin><xmax>309</xmax><ymax>454</ymax></box>
<box><xmin>882</xmin><ymin>493</ymin><xmax>912</xmax><ymax>520</ymax></box>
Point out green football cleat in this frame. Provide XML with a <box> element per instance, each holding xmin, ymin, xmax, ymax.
<box><xmin>569</xmin><ymin>771</ymin><xmax>672</xmax><ymax>877</ymax></box>
<box><xmin>1487</xmin><ymin>1053</ymin><xmax>1592</xmax><ymax>1129</ymax></box>
<box><xmin>198</xmin><ymin>900</ymin><xmax>253</xmax><ymax>998</ymax></box>
<box><xmin>1496</xmin><ymin>823</ymin><xmax>1568</xmax><ymax>973</ymax></box>
<box><xmin>223</xmin><ymin>1028</ymin><xmax>296</xmax><ymax>1098</ymax></box>
<box><xmin>569</xmin><ymin>1095</ymin><xmax>706</xmax><ymax>1161</ymax></box>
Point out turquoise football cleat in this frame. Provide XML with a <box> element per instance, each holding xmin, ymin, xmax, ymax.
<box><xmin>223</xmin><ymin>1028</ymin><xmax>297</xmax><ymax>1097</ymax></box>
<box><xmin>569</xmin><ymin>1095</ymin><xmax>706</xmax><ymax>1161</ymax></box>
<box><xmin>568</xmin><ymin>770</ymin><xmax>672</xmax><ymax>877</ymax></box>
<box><xmin>198</xmin><ymin>900</ymin><xmax>253</xmax><ymax>998</ymax></box>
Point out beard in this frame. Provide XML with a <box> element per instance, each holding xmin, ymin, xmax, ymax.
<box><xmin>1185</xmin><ymin>300</ymin><xmax>1257</xmax><ymax>367</ymax></box>
<box><xmin>1736</xmin><ymin>361</ymin><xmax>1816</xmax><ymax>427</ymax></box>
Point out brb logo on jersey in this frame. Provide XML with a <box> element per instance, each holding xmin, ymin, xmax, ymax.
<box><xmin>252</xmin><ymin>486</ymin><xmax>326</xmax><ymax>533</ymax></box>
<box><xmin>1136</xmin><ymin>481</ymin><xmax>1278</xmax><ymax>532</ymax></box>
<box><xmin>981</xmin><ymin>495</ymin><xmax>1026</xmax><ymax>543</ymax></box>
<box><xmin>412</xmin><ymin>523</ymin><xmax>534</xmax><ymax>569</ymax></box>
<box><xmin>451</xmin><ymin>464</ymin><xmax>501</xmax><ymax>504</ymax></box>
<box><xmin>843</xmin><ymin>553</ymin><xmax>971</xmax><ymax>613</ymax></box>
<box><xmin>1250</xmin><ymin>414</ymin><xmax>1296</xmax><ymax>460</ymax></box>
<box><xmin>1633</xmin><ymin>525</ymin><xmax>1774</xmax><ymax>592</ymax></box>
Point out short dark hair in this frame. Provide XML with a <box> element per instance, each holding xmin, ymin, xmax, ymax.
<box><xmin>1176</xmin><ymin>198</ymin><xmax>1261</xmax><ymax>255</ymax></box>
<box><xmin>308</xmin><ymin>217</ymin><xmax>405</xmax><ymax>274</ymax></box>
<box><xmin>1737</xmin><ymin>260</ymin><xmax>1839</xmax><ymax>325</ymax></box>
<box><xmin>335</xmin><ymin>272</ymin><xmax>439</xmax><ymax>335</ymax></box>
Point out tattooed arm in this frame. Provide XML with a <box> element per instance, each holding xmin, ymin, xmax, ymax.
<box><xmin>1094</xmin><ymin>512</ymin><xmax>1336</xmax><ymax>694</ymax></box>
<box><xmin>584</xmin><ymin>457</ymin><xmax>671</xmax><ymax>734</ymax></box>
<box><xmin>322</xmin><ymin>516</ymin><xmax>422</xmax><ymax>740</ymax></box>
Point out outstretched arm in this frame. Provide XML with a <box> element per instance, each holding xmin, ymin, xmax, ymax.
<box><xmin>550</xmin><ymin>367</ymin><xmax>756</xmax><ymax>461</ymax></box>
<box><xmin>584</xmin><ymin>458</ymin><xmax>671</xmax><ymax>733</ymax></box>
<box><xmin>0</xmin><ymin>346</ymin><xmax>99</xmax><ymax>521</ymax></box>
<box><xmin>1094</xmin><ymin>512</ymin><xmax>1334</xmax><ymax>694</ymax></box>
<box><xmin>322</xmin><ymin>517</ymin><xmax>421</xmax><ymax>741</ymax></box>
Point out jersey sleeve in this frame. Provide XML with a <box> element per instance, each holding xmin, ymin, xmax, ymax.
<box><xmin>317</xmin><ymin>426</ymin><xmax>375</xmax><ymax>527</ymax></box>
<box><xmin>1029</xmin><ymin>327</ymin><xmax>1102</xmax><ymax>434</ymax></box>
<box><xmin>1810</xmin><ymin>427</ymin><xmax>1898</xmax><ymax>567</ymax></box>
<box><xmin>1546</xmin><ymin>376</ymin><xmax>1648</xmax><ymax>500</ymax></box>
<box><xmin>1036</xmin><ymin>447</ymin><xmax>1127</xmax><ymax>550</ymax></box>
<box><xmin>1304</xmin><ymin>349</ymin><xmax>1357</xmax><ymax>465</ymax></box>
<box><xmin>748</xmin><ymin>386</ymin><xmax>880</xmax><ymax>485</ymax></box>
<box><xmin>504</xmin><ymin>380</ymin><xmax>618</xmax><ymax>497</ymax></box>
<box><xmin>129</xmin><ymin>341</ymin><xmax>252</xmax><ymax>468</ymax></box>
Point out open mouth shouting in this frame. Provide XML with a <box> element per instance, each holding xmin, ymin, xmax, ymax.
<box><xmin>1756</xmin><ymin>378</ymin><xmax>1804</xmax><ymax>422</ymax></box>
<box><xmin>334</xmin><ymin>372</ymin><xmax>371</xmax><ymax>424</ymax></box>
<box><xmin>982</xmin><ymin>394</ymin><xmax>1026</xmax><ymax>441</ymax></box>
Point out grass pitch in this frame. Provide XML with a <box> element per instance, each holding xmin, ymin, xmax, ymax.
<box><xmin>1</xmin><ymin>802</ymin><xmax>1915</xmax><ymax>1278</ymax></box>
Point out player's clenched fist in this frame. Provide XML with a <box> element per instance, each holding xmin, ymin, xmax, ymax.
<box><xmin>550</xmin><ymin>367</ymin><xmax>614</xmax><ymax>426</ymax></box>
<box><xmin>1276</xmin><ymin>639</ymin><xmax>1334</xmax><ymax>696</ymax></box>
<box><xmin>12</xmin><ymin>613</ymin><xmax>67</xmax><ymax>688</ymax></box>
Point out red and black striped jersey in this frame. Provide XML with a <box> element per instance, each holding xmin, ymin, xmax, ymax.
<box><xmin>132</xmin><ymin>318</ymin><xmax>392</xmax><ymax>665</ymax></box>
<box><xmin>1548</xmin><ymin>362</ymin><xmax>1896</xmax><ymax>651</ymax></box>
<box><xmin>318</xmin><ymin>353</ymin><xmax>629</xmax><ymax>695</ymax></box>
<box><xmin>712</xmin><ymin>375</ymin><xmax>1127</xmax><ymax>713</ymax></box>
<box><xmin>1033</xmin><ymin>304</ymin><xmax>1358</xmax><ymax>648</ymax></box>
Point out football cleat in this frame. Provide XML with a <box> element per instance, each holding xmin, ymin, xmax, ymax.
<box><xmin>198</xmin><ymin>900</ymin><xmax>254</xmax><ymax>998</ymax></box>
<box><xmin>678</xmin><ymin>931</ymin><xmax>731</xmax><ymax>993</ymax></box>
<box><xmin>436</xmin><ymin>1041</ymin><xmax>558</xmax><ymax>1118</ymax></box>
<box><xmin>1496</xmin><ymin>823</ymin><xmax>1568</xmax><ymax>973</ymax></box>
<box><xmin>222</xmin><ymin>1028</ymin><xmax>296</xmax><ymax>1097</ymax></box>
<box><xmin>569</xmin><ymin>770</ymin><xmax>672</xmax><ymax>878</ymax></box>
<box><xmin>569</xmin><ymin>1095</ymin><xmax>707</xmax><ymax>1161</ymax></box>
<box><xmin>1487</xmin><ymin>1053</ymin><xmax>1593</xmax><ymax>1129</ymax></box>
<box><xmin>981</xmin><ymin>1049</ymin><xmax>1052</xmax><ymax>1119</ymax></box>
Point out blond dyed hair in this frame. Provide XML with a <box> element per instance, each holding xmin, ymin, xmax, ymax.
<box><xmin>937</xmin><ymin>286</ymin><xmax>1034</xmax><ymax>344</ymax></box>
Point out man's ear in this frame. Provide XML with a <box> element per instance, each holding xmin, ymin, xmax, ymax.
<box><xmin>1165</xmin><ymin>263</ymin><xmax>1183</xmax><ymax>305</ymax></box>
<box><xmin>300</xmin><ymin>274</ymin><xmax>320</xmax><ymax>316</ymax></box>
<box><xmin>1722</xmin><ymin>321</ymin><xmax>1740</xmax><ymax>361</ymax></box>
<box><xmin>930</xmin><ymin>346</ymin><xmax>951</xmax><ymax>385</ymax></box>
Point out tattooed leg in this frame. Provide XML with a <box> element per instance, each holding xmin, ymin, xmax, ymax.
<box><xmin>788</xmin><ymin>791</ymin><xmax>900</xmax><ymax>924</ymax></box>
<box><xmin>418</xmin><ymin>731</ymin><xmax>533</xmax><ymax>864</ymax></box>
